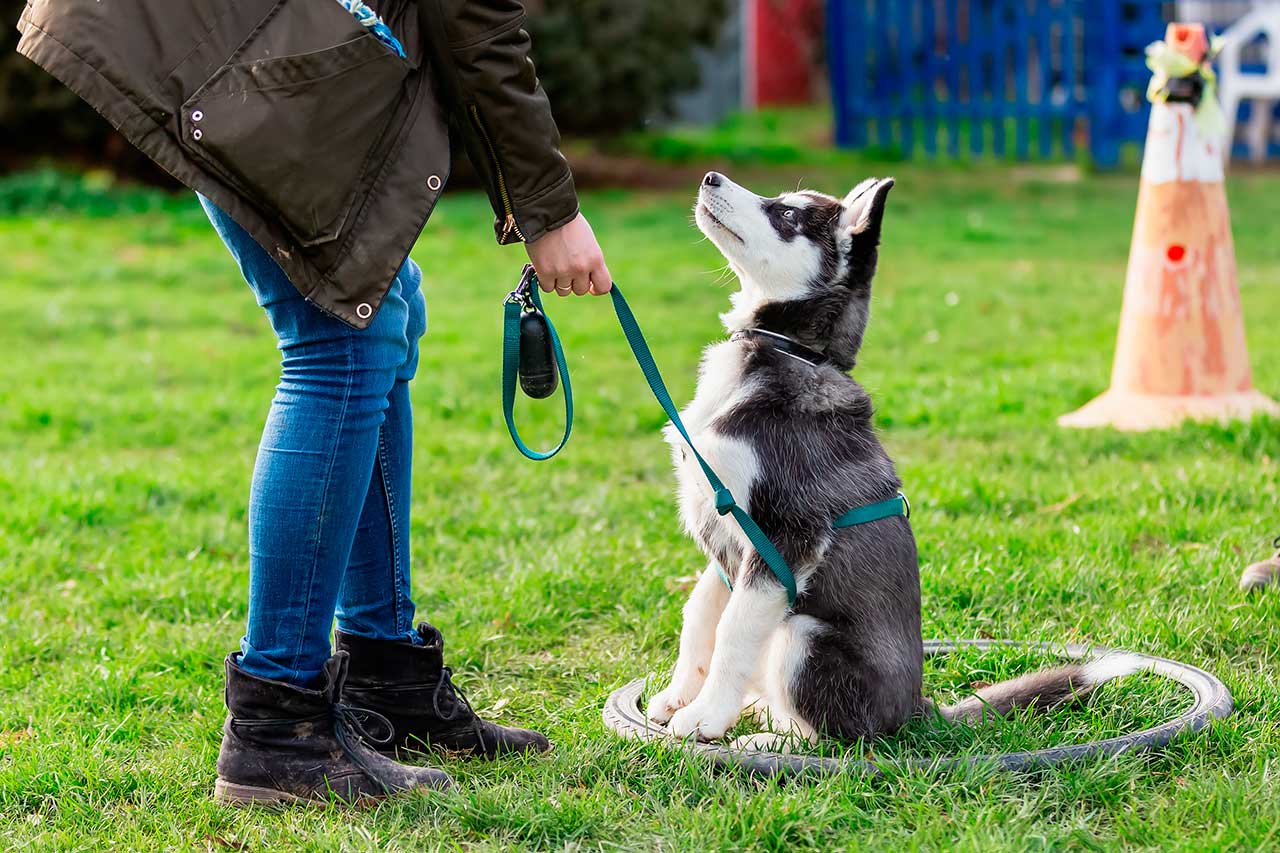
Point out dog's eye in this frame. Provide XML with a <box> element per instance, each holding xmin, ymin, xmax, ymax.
<box><xmin>782</xmin><ymin>208</ymin><xmax>796</xmax><ymax>220</ymax></box>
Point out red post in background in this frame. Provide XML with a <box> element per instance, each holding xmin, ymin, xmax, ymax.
<box><xmin>746</xmin><ymin>0</ymin><xmax>822</xmax><ymax>107</ymax></box>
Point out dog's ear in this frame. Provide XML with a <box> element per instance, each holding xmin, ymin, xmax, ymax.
<box><xmin>837</xmin><ymin>177</ymin><xmax>894</xmax><ymax>245</ymax></box>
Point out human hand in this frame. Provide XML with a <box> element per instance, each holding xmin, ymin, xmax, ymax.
<box><xmin>524</xmin><ymin>212</ymin><xmax>613</xmax><ymax>296</ymax></box>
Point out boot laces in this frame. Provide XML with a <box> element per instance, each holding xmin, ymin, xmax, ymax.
<box><xmin>335</xmin><ymin>702</ymin><xmax>395</xmax><ymax>748</ymax></box>
<box><xmin>432</xmin><ymin>667</ymin><xmax>489</xmax><ymax>753</ymax></box>
<box><xmin>332</xmin><ymin>702</ymin><xmax>396</xmax><ymax>786</ymax></box>
<box><xmin>431</xmin><ymin>666</ymin><xmax>475</xmax><ymax>722</ymax></box>
<box><xmin>228</xmin><ymin>704</ymin><xmax>393</xmax><ymax>748</ymax></box>
<box><xmin>228</xmin><ymin>703</ymin><xmax>396</xmax><ymax>789</ymax></box>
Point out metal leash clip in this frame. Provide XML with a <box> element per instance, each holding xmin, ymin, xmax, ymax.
<box><xmin>505</xmin><ymin>263</ymin><xmax>538</xmax><ymax>312</ymax></box>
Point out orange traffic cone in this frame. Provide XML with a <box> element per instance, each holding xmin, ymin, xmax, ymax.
<box><xmin>1060</xmin><ymin>23</ymin><xmax>1279</xmax><ymax>431</ymax></box>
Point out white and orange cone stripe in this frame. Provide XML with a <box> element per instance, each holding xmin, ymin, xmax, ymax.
<box><xmin>1060</xmin><ymin>23</ymin><xmax>1278</xmax><ymax>431</ymax></box>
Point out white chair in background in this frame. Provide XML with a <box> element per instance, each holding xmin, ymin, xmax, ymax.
<box><xmin>1216</xmin><ymin>5</ymin><xmax>1280</xmax><ymax>162</ymax></box>
<box><xmin>1178</xmin><ymin>0</ymin><xmax>1255</xmax><ymax>26</ymax></box>
<box><xmin>1178</xmin><ymin>1</ymin><xmax>1256</xmax><ymax>27</ymax></box>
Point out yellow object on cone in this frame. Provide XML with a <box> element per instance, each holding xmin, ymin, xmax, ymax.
<box><xmin>1060</xmin><ymin>24</ymin><xmax>1278</xmax><ymax>431</ymax></box>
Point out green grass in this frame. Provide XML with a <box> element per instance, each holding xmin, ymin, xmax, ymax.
<box><xmin>2</xmin><ymin>163</ymin><xmax>1279</xmax><ymax>851</ymax></box>
<box><xmin>616</xmin><ymin>107</ymin><xmax>848</xmax><ymax>167</ymax></box>
<box><xmin>611</xmin><ymin>106</ymin><xmax>1115</xmax><ymax>170</ymax></box>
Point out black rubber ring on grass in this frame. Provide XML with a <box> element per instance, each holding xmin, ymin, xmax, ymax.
<box><xmin>602</xmin><ymin>640</ymin><xmax>1235</xmax><ymax>779</ymax></box>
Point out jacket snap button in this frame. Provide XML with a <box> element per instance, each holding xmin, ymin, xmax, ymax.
<box><xmin>426</xmin><ymin>174</ymin><xmax>442</xmax><ymax>191</ymax></box>
<box><xmin>356</xmin><ymin>303</ymin><xmax>373</xmax><ymax>320</ymax></box>
<box><xmin>191</xmin><ymin>110</ymin><xmax>203</xmax><ymax>122</ymax></box>
<box><xmin>192</xmin><ymin>128</ymin><xmax>203</xmax><ymax>141</ymax></box>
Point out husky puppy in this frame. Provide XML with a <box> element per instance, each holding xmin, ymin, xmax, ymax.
<box><xmin>647</xmin><ymin>172</ymin><xmax>1140</xmax><ymax>749</ymax></box>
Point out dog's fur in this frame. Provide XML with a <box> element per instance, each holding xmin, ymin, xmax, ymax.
<box><xmin>647</xmin><ymin>173</ymin><xmax>1143</xmax><ymax>749</ymax></box>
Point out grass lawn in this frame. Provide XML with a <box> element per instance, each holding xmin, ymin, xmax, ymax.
<box><xmin>1</xmin><ymin>162</ymin><xmax>1279</xmax><ymax>851</ymax></box>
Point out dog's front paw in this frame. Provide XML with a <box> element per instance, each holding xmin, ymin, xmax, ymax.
<box><xmin>646</xmin><ymin>683</ymin><xmax>695</xmax><ymax>725</ymax></box>
<box><xmin>666</xmin><ymin>697</ymin><xmax>741</xmax><ymax>741</ymax></box>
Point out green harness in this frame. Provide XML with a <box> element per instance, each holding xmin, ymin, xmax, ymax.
<box><xmin>501</xmin><ymin>268</ymin><xmax>908</xmax><ymax>605</ymax></box>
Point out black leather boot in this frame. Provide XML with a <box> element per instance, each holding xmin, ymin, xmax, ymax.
<box><xmin>335</xmin><ymin>623</ymin><xmax>552</xmax><ymax>759</ymax></box>
<box><xmin>214</xmin><ymin>651</ymin><xmax>453</xmax><ymax>807</ymax></box>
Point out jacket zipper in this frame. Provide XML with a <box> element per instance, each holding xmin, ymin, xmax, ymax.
<box><xmin>468</xmin><ymin>104</ymin><xmax>523</xmax><ymax>242</ymax></box>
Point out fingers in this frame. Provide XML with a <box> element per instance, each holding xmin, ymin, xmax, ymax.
<box><xmin>589</xmin><ymin>258</ymin><xmax>614</xmax><ymax>295</ymax></box>
<box><xmin>559</xmin><ymin>253</ymin><xmax>611</xmax><ymax>298</ymax></box>
<box><xmin>538</xmin><ymin>266</ymin><xmax>605</xmax><ymax>298</ymax></box>
<box><xmin>536</xmin><ymin>271</ymin><xmax>575</xmax><ymax>297</ymax></box>
<box><xmin>523</xmin><ymin>212</ymin><xmax>612</xmax><ymax>297</ymax></box>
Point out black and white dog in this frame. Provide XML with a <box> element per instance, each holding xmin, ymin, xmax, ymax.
<box><xmin>647</xmin><ymin>172</ymin><xmax>1140</xmax><ymax>750</ymax></box>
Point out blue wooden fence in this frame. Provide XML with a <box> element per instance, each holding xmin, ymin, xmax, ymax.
<box><xmin>826</xmin><ymin>0</ymin><xmax>1181</xmax><ymax>167</ymax></box>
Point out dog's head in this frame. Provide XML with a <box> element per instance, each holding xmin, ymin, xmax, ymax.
<box><xmin>694</xmin><ymin>172</ymin><xmax>893</xmax><ymax>369</ymax></box>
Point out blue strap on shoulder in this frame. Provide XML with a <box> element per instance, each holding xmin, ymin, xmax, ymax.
<box><xmin>336</xmin><ymin>0</ymin><xmax>407</xmax><ymax>57</ymax></box>
<box><xmin>501</xmin><ymin>269</ymin><xmax>909</xmax><ymax>606</ymax></box>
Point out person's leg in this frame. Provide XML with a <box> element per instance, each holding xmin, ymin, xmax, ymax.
<box><xmin>200</xmin><ymin>197</ymin><xmax>417</xmax><ymax>687</ymax></box>
<box><xmin>335</xmin><ymin>261</ymin><xmax>427</xmax><ymax>643</ymax></box>
<box><xmin>317</xmin><ymin>259</ymin><xmax>549</xmax><ymax>757</ymax></box>
<box><xmin>319</xmin><ymin>257</ymin><xmax>549</xmax><ymax>757</ymax></box>
<box><xmin>201</xmin><ymin>199</ymin><xmax>451</xmax><ymax>805</ymax></box>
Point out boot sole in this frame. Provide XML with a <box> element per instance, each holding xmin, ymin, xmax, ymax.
<box><xmin>214</xmin><ymin>777</ymin><xmax>453</xmax><ymax>809</ymax></box>
<box><xmin>214</xmin><ymin>779</ymin><xmax>322</xmax><ymax>808</ymax></box>
<box><xmin>214</xmin><ymin>779</ymin><xmax>394</xmax><ymax>809</ymax></box>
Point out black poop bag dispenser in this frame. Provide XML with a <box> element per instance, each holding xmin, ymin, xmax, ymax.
<box><xmin>511</xmin><ymin>264</ymin><xmax>559</xmax><ymax>399</ymax></box>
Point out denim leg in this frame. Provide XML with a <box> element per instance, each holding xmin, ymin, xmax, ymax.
<box><xmin>335</xmin><ymin>261</ymin><xmax>427</xmax><ymax>643</ymax></box>
<box><xmin>200</xmin><ymin>197</ymin><xmax>419</xmax><ymax>686</ymax></box>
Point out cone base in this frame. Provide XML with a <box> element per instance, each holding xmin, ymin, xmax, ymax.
<box><xmin>1059</xmin><ymin>389</ymin><xmax>1280</xmax><ymax>431</ymax></box>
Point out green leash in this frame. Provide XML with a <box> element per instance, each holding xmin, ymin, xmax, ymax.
<box><xmin>501</xmin><ymin>273</ymin><xmax>573</xmax><ymax>461</ymax></box>
<box><xmin>501</xmin><ymin>267</ymin><xmax>908</xmax><ymax>605</ymax></box>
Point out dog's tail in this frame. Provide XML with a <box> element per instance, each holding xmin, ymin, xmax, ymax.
<box><xmin>931</xmin><ymin>653</ymin><xmax>1147</xmax><ymax>724</ymax></box>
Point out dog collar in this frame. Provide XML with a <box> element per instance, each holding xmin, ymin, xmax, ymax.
<box><xmin>731</xmin><ymin>328</ymin><xmax>828</xmax><ymax>367</ymax></box>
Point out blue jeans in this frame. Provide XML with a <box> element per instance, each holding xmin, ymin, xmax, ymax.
<box><xmin>201</xmin><ymin>198</ymin><xmax>427</xmax><ymax>686</ymax></box>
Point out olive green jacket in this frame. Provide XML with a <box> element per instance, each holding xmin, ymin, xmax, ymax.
<box><xmin>16</xmin><ymin>0</ymin><xmax>578</xmax><ymax>328</ymax></box>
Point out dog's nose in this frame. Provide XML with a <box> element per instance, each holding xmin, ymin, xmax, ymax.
<box><xmin>703</xmin><ymin>171</ymin><xmax>722</xmax><ymax>188</ymax></box>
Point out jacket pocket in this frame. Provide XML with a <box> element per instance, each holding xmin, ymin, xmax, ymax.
<box><xmin>181</xmin><ymin>33</ymin><xmax>409</xmax><ymax>247</ymax></box>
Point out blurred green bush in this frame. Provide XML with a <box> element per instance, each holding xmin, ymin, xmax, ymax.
<box><xmin>525</xmin><ymin>0</ymin><xmax>727</xmax><ymax>134</ymax></box>
<box><xmin>1</xmin><ymin>0</ymin><xmax>726</xmax><ymax>174</ymax></box>
<box><xmin>0</xmin><ymin>167</ymin><xmax>193</xmax><ymax>216</ymax></box>
<box><xmin>1</xmin><ymin>2</ymin><xmax>112</xmax><ymax>151</ymax></box>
